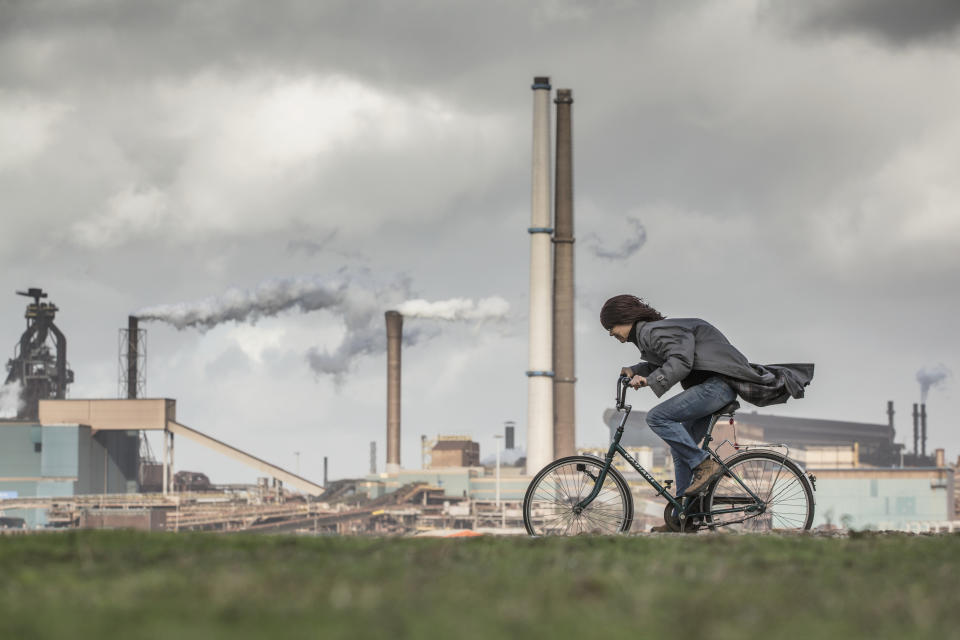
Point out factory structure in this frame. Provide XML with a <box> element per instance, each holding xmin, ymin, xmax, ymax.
<box><xmin>1</xmin><ymin>79</ymin><xmax>958</xmax><ymax>535</ymax></box>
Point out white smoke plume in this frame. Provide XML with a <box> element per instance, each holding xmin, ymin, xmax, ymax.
<box><xmin>135</xmin><ymin>272</ymin><xmax>509</xmax><ymax>382</ymax></box>
<box><xmin>135</xmin><ymin>272</ymin><xmax>358</xmax><ymax>330</ymax></box>
<box><xmin>397</xmin><ymin>296</ymin><xmax>510</xmax><ymax>321</ymax></box>
<box><xmin>585</xmin><ymin>217</ymin><xmax>647</xmax><ymax>261</ymax></box>
<box><xmin>916</xmin><ymin>364</ymin><xmax>952</xmax><ymax>403</ymax></box>
<box><xmin>0</xmin><ymin>380</ymin><xmax>23</xmax><ymax>419</ymax></box>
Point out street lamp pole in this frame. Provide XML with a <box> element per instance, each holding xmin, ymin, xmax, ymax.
<box><xmin>494</xmin><ymin>434</ymin><xmax>504</xmax><ymax>527</ymax></box>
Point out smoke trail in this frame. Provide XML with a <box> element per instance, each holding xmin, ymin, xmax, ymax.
<box><xmin>397</xmin><ymin>296</ymin><xmax>510</xmax><ymax>321</ymax></box>
<box><xmin>0</xmin><ymin>381</ymin><xmax>23</xmax><ymax>419</ymax></box>
<box><xmin>135</xmin><ymin>272</ymin><xmax>361</xmax><ymax>330</ymax></box>
<box><xmin>585</xmin><ymin>217</ymin><xmax>647</xmax><ymax>261</ymax></box>
<box><xmin>135</xmin><ymin>272</ymin><xmax>509</xmax><ymax>382</ymax></box>
<box><xmin>916</xmin><ymin>364</ymin><xmax>951</xmax><ymax>403</ymax></box>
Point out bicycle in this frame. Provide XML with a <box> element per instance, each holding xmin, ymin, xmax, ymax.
<box><xmin>522</xmin><ymin>375</ymin><xmax>816</xmax><ymax>535</ymax></box>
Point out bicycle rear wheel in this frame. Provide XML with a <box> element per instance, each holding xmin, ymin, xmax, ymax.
<box><xmin>523</xmin><ymin>456</ymin><xmax>634</xmax><ymax>536</ymax></box>
<box><xmin>705</xmin><ymin>450</ymin><xmax>814</xmax><ymax>532</ymax></box>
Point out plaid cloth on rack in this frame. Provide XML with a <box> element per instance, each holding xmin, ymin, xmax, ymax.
<box><xmin>718</xmin><ymin>363</ymin><xmax>814</xmax><ymax>407</ymax></box>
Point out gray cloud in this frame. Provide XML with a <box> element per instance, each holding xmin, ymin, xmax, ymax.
<box><xmin>765</xmin><ymin>0</ymin><xmax>960</xmax><ymax>46</ymax></box>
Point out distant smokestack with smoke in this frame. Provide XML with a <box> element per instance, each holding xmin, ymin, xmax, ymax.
<box><xmin>921</xmin><ymin>404</ymin><xmax>928</xmax><ymax>458</ymax></box>
<box><xmin>912</xmin><ymin>403</ymin><xmax>919</xmax><ymax>456</ymax></box>
<box><xmin>385</xmin><ymin>311</ymin><xmax>402</xmax><ymax>472</ymax></box>
<box><xmin>916</xmin><ymin>364</ymin><xmax>951</xmax><ymax>404</ymax></box>
<box><xmin>585</xmin><ymin>217</ymin><xmax>647</xmax><ymax>261</ymax></box>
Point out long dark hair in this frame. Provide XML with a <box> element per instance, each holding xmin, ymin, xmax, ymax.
<box><xmin>599</xmin><ymin>295</ymin><xmax>665</xmax><ymax>330</ymax></box>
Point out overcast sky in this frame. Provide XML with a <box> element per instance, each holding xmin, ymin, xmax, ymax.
<box><xmin>2</xmin><ymin>0</ymin><xmax>959</xmax><ymax>484</ymax></box>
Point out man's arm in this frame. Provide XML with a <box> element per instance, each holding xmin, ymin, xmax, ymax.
<box><xmin>624</xmin><ymin>362</ymin><xmax>655</xmax><ymax>377</ymax></box>
<box><xmin>643</xmin><ymin>327</ymin><xmax>695</xmax><ymax>397</ymax></box>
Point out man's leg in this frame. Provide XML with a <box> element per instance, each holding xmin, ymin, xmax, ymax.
<box><xmin>671</xmin><ymin>449</ymin><xmax>692</xmax><ymax>497</ymax></box>
<box><xmin>646</xmin><ymin>378</ymin><xmax>736</xmax><ymax>495</ymax></box>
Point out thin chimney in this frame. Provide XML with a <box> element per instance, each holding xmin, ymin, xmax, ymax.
<box><xmin>912</xmin><ymin>403</ymin><xmax>919</xmax><ymax>456</ymax></box>
<box><xmin>323</xmin><ymin>456</ymin><xmax>328</xmax><ymax>487</ymax></box>
<box><xmin>385</xmin><ymin>311</ymin><xmax>402</xmax><ymax>472</ymax></box>
<box><xmin>921</xmin><ymin>404</ymin><xmax>927</xmax><ymax>458</ymax></box>
<box><xmin>552</xmin><ymin>88</ymin><xmax>576</xmax><ymax>459</ymax></box>
<box><xmin>127</xmin><ymin>315</ymin><xmax>139</xmax><ymax>399</ymax></box>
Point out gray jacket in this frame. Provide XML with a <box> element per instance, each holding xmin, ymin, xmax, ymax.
<box><xmin>628</xmin><ymin>318</ymin><xmax>814</xmax><ymax>406</ymax></box>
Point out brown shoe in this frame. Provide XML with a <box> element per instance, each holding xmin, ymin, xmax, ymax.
<box><xmin>683</xmin><ymin>457</ymin><xmax>724</xmax><ymax>496</ymax></box>
<box><xmin>650</xmin><ymin>522</ymin><xmax>674</xmax><ymax>533</ymax></box>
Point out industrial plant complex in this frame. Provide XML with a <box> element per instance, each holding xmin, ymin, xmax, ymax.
<box><xmin>1</xmin><ymin>79</ymin><xmax>956</xmax><ymax>536</ymax></box>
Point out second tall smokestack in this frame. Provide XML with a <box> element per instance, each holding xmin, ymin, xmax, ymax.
<box><xmin>553</xmin><ymin>88</ymin><xmax>576</xmax><ymax>459</ymax></box>
<box><xmin>385</xmin><ymin>311</ymin><xmax>402</xmax><ymax>472</ymax></box>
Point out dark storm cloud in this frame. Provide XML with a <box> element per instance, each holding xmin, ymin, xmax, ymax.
<box><xmin>765</xmin><ymin>0</ymin><xmax>960</xmax><ymax>46</ymax></box>
<box><xmin>0</xmin><ymin>0</ymin><xmax>677</xmax><ymax>100</ymax></box>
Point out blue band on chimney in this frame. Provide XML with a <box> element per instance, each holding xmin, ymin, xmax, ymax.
<box><xmin>527</xmin><ymin>227</ymin><xmax>554</xmax><ymax>234</ymax></box>
<box><xmin>526</xmin><ymin>370</ymin><xmax>555</xmax><ymax>377</ymax></box>
<box><xmin>531</xmin><ymin>82</ymin><xmax>552</xmax><ymax>90</ymax></box>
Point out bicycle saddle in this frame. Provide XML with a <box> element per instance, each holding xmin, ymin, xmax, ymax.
<box><xmin>716</xmin><ymin>401</ymin><xmax>740</xmax><ymax>416</ymax></box>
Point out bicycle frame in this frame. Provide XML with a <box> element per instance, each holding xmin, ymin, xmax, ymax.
<box><xmin>573</xmin><ymin>376</ymin><xmax>766</xmax><ymax>525</ymax></box>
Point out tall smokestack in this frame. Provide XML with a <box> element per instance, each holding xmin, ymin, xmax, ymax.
<box><xmin>385</xmin><ymin>311</ymin><xmax>402</xmax><ymax>473</ymax></box>
<box><xmin>370</xmin><ymin>441</ymin><xmax>377</xmax><ymax>474</ymax></box>
<box><xmin>127</xmin><ymin>316</ymin><xmax>139</xmax><ymax>399</ymax></box>
<box><xmin>912</xmin><ymin>403</ymin><xmax>919</xmax><ymax>456</ymax></box>
<box><xmin>921</xmin><ymin>403</ymin><xmax>927</xmax><ymax>458</ymax></box>
<box><xmin>505</xmin><ymin>421</ymin><xmax>515</xmax><ymax>451</ymax></box>
<box><xmin>323</xmin><ymin>456</ymin><xmax>328</xmax><ymax>486</ymax></box>
<box><xmin>887</xmin><ymin>400</ymin><xmax>894</xmax><ymax>433</ymax></box>
<box><xmin>552</xmin><ymin>88</ymin><xmax>575</xmax><ymax>459</ymax></box>
<box><xmin>526</xmin><ymin>76</ymin><xmax>554</xmax><ymax>474</ymax></box>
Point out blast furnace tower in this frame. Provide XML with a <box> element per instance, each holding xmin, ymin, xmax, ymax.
<box><xmin>4</xmin><ymin>288</ymin><xmax>74</xmax><ymax>420</ymax></box>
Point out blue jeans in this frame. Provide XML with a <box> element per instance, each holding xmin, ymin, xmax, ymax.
<box><xmin>645</xmin><ymin>376</ymin><xmax>736</xmax><ymax>496</ymax></box>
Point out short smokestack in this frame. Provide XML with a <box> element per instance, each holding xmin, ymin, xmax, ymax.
<box><xmin>935</xmin><ymin>448</ymin><xmax>945</xmax><ymax>467</ymax></box>
<box><xmin>552</xmin><ymin>87</ymin><xmax>576</xmax><ymax>459</ymax></box>
<box><xmin>912</xmin><ymin>403</ymin><xmax>919</xmax><ymax>456</ymax></box>
<box><xmin>505</xmin><ymin>422</ymin><xmax>515</xmax><ymax>450</ymax></box>
<box><xmin>385</xmin><ymin>311</ymin><xmax>402</xmax><ymax>473</ymax></box>
<box><xmin>127</xmin><ymin>315</ymin><xmax>139</xmax><ymax>399</ymax></box>
<box><xmin>921</xmin><ymin>403</ymin><xmax>927</xmax><ymax>458</ymax></box>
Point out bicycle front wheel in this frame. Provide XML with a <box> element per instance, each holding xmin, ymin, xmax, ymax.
<box><xmin>705</xmin><ymin>450</ymin><xmax>814</xmax><ymax>532</ymax></box>
<box><xmin>522</xmin><ymin>456</ymin><xmax>634</xmax><ymax>536</ymax></box>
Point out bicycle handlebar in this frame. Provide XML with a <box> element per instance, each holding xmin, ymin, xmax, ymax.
<box><xmin>616</xmin><ymin>375</ymin><xmax>631</xmax><ymax>410</ymax></box>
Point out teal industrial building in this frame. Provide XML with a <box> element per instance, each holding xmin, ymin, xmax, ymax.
<box><xmin>0</xmin><ymin>420</ymin><xmax>139</xmax><ymax>527</ymax></box>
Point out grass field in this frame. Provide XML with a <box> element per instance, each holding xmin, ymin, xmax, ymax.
<box><xmin>1</xmin><ymin>531</ymin><xmax>958</xmax><ymax>639</ymax></box>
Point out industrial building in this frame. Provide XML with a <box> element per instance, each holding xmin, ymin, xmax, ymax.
<box><xmin>603</xmin><ymin>405</ymin><xmax>905</xmax><ymax>467</ymax></box>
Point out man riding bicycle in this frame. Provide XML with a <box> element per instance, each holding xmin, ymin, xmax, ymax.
<box><xmin>599</xmin><ymin>294</ymin><xmax>813</xmax><ymax>531</ymax></box>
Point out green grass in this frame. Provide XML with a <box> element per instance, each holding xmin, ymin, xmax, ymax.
<box><xmin>1</xmin><ymin>531</ymin><xmax>958</xmax><ymax>639</ymax></box>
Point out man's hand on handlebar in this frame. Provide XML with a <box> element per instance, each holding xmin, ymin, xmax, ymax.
<box><xmin>627</xmin><ymin>375</ymin><xmax>647</xmax><ymax>390</ymax></box>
